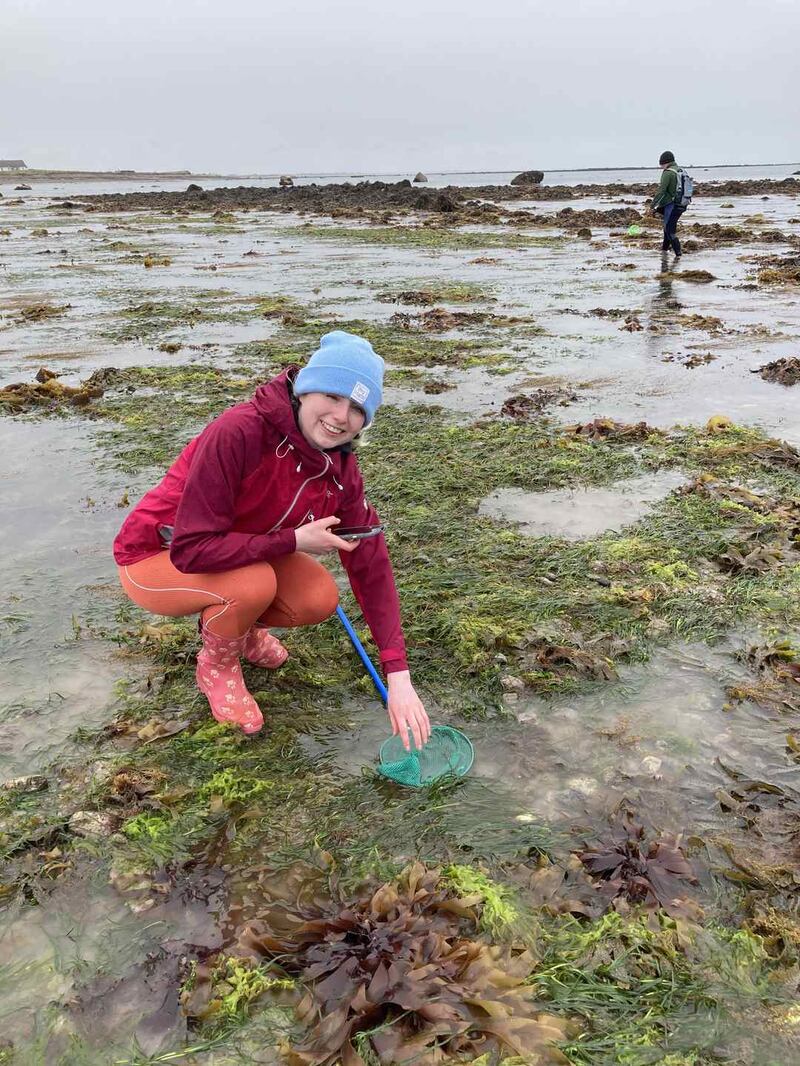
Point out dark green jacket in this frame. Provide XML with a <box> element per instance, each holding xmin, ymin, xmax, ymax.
<box><xmin>652</xmin><ymin>164</ymin><xmax>680</xmax><ymax>209</ymax></box>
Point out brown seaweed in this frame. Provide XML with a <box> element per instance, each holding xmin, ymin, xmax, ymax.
<box><xmin>232</xmin><ymin>862</ymin><xmax>571</xmax><ymax>1065</ymax></box>
<box><xmin>579</xmin><ymin>807</ymin><xmax>700</xmax><ymax>919</ymax></box>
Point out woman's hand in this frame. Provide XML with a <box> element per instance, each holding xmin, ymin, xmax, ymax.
<box><xmin>386</xmin><ymin>670</ymin><xmax>431</xmax><ymax>752</ymax></box>
<box><xmin>294</xmin><ymin>516</ymin><xmax>358</xmax><ymax>556</ymax></box>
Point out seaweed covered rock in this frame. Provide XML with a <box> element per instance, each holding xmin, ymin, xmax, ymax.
<box><xmin>756</xmin><ymin>253</ymin><xmax>800</xmax><ymax>286</ymax></box>
<box><xmin>565</xmin><ymin>418</ymin><xmax>658</xmax><ymax>442</ymax></box>
<box><xmin>726</xmin><ymin>641</ymin><xmax>800</xmax><ymax>714</ymax></box>
<box><xmin>669</xmin><ymin>269</ymin><xmax>716</xmax><ymax>283</ymax></box>
<box><xmin>752</xmin><ymin>357</ymin><xmax>800</xmax><ymax>386</ymax></box>
<box><xmin>501</xmin><ymin>387</ymin><xmax>577</xmax><ymax>419</ymax></box>
<box><xmin>0</xmin><ymin>368</ymin><xmax>104</xmax><ymax>411</ymax></box>
<box><xmin>511</xmin><ymin>170</ymin><xmax>545</xmax><ymax>186</ymax></box>
<box><xmin>389</xmin><ymin>307</ymin><xmax>489</xmax><ymax>331</ymax></box>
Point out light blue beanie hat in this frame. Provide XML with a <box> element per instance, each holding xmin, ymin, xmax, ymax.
<box><xmin>294</xmin><ymin>330</ymin><xmax>384</xmax><ymax>425</ymax></box>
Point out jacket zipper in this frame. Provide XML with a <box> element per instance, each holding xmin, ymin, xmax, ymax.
<box><xmin>266</xmin><ymin>450</ymin><xmax>333</xmax><ymax>534</ymax></box>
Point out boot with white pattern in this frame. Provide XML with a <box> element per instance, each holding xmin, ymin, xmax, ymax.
<box><xmin>196</xmin><ymin>625</ymin><xmax>264</xmax><ymax>735</ymax></box>
<box><xmin>243</xmin><ymin>624</ymin><xmax>289</xmax><ymax>669</ymax></box>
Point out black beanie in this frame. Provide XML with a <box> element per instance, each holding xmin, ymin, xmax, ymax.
<box><xmin>659</xmin><ymin>150</ymin><xmax>675</xmax><ymax>165</ymax></box>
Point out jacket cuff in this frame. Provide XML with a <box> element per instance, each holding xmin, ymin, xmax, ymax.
<box><xmin>381</xmin><ymin>649</ymin><xmax>409</xmax><ymax>675</ymax></box>
<box><xmin>260</xmin><ymin>526</ymin><xmax>296</xmax><ymax>557</ymax></box>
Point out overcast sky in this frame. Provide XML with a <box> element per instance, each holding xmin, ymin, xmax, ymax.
<box><xmin>2</xmin><ymin>0</ymin><xmax>798</xmax><ymax>174</ymax></box>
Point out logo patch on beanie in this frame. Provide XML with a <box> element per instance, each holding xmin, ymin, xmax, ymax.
<box><xmin>350</xmin><ymin>381</ymin><xmax>370</xmax><ymax>405</ymax></box>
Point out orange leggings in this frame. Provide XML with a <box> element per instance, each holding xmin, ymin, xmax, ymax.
<box><xmin>118</xmin><ymin>550</ymin><xmax>339</xmax><ymax>637</ymax></box>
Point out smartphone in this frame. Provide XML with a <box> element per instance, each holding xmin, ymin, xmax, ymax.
<box><xmin>336</xmin><ymin>524</ymin><xmax>385</xmax><ymax>541</ymax></box>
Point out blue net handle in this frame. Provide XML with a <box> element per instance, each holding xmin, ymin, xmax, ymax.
<box><xmin>336</xmin><ymin>606</ymin><xmax>388</xmax><ymax>703</ymax></box>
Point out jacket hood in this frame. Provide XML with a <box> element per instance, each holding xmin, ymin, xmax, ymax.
<box><xmin>252</xmin><ymin>367</ymin><xmax>299</xmax><ymax>435</ymax></box>
<box><xmin>251</xmin><ymin>367</ymin><xmax>353</xmax><ymax>462</ymax></box>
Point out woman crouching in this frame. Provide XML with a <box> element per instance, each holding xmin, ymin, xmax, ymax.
<box><xmin>113</xmin><ymin>331</ymin><xmax>431</xmax><ymax>748</ymax></box>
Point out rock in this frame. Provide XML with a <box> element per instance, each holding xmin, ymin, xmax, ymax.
<box><xmin>15</xmin><ymin>183</ymin><xmax>32</xmax><ymax>190</ymax></box>
<box><xmin>620</xmin><ymin>315</ymin><xmax>644</xmax><ymax>332</ymax></box>
<box><xmin>752</xmin><ymin>356</ymin><xmax>800</xmax><ymax>386</ymax></box>
<box><xmin>279</xmin><ymin>175</ymin><xmax>294</xmax><ymax>187</ymax></box>
<box><xmin>501</xmin><ymin>675</ymin><xmax>525</xmax><ymax>692</ymax></box>
<box><xmin>640</xmin><ymin>756</ymin><xmax>663</xmax><ymax>777</ymax></box>
<box><xmin>413</xmin><ymin>172</ymin><xmax>428</xmax><ymax>183</ymax></box>
<box><xmin>511</xmin><ymin>170</ymin><xmax>544</xmax><ymax>186</ymax></box>
<box><xmin>673</xmin><ymin>269</ymin><xmax>716</xmax><ymax>283</ymax></box>
<box><xmin>501</xmin><ymin>387</ymin><xmax>577</xmax><ymax>419</ymax></box>
<box><xmin>422</xmin><ymin>378</ymin><xmax>455</xmax><ymax>394</ymax></box>
<box><xmin>576</xmin><ymin>226</ymin><xmax>592</xmax><ymax>239</ymax></box>
<box><xmin>567</xmin><ymin>776</ymin><xmax>597</xmax><ymax>796</ymax></box>
<box><xmin>69</xmin><ymin>810</ymin><xmax>114</xmax><ymax>839</ymax></box>
<box><xmin>516</xmin><ymin>707</ymin><xmax>538</xmax><ymax>724</ymax></box>
<box><xmin>2</xmin><ymin>775</ymin><xmax>48</xmax><ymax>793</ymax></box>
<box><xmin>185</xmin><ymin>183</ymin><xmax>203</xmax><ymax>192</ymax></box>
<box><xmin>707</xmin><ymin>414</ymin><xmax>733</xmax><ymax>433</ymax></box>
<box><xmin>35</xmin><ymin>367</ymin><xmax>60</xmax><ymax>383</ymax></box>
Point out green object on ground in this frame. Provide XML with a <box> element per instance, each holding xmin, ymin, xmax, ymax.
<box><xmin>378</xmin><ymin>725</ymin><xmax>474</xmax><ymax>787</ymax></box>
<box><xmin>627</xmin><ymin>224</ymin><xmax>643</xmax><ymax>236</ymax></box>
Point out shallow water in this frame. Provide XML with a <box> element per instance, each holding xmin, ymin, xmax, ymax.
<box><xmin>0</xmin><ymin>419</ymin><xmax>135</xmax><ymax>778</ymax></box>
<box><xmin>0</xmin><ymin>861</ymin><xmax>225</xmax><ymax>1060</ymax></box>
<box><xmin>2</xmin><ymin>161</ymin><xmax>797</xmax><ymax>197</ymax></box>
<box><xmin>300</xmin><ymin>639</ymin><xmax>799</xmax><ymax>842</ymax></box>
<box><xmin>3</xmin><ymin>186</ymin><xmax>799</xmax><ymax>445</ymax></box>
<box><xmin>479</xmin><ymin>470</ymin><xmax>688</xmax><ymax>539</ymax></box>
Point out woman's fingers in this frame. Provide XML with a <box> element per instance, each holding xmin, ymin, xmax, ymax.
<box><xmin>418</xmin><ymin>706</ymin><xmax>431</xmax><ymax>745</ymax></box>
<box><xmin>415</xmin><ymin>708</ymin><xmax>431</xmax><ymax>747</ymax></box>
<box><xmin>331</xmin><ymin>534</ymin><xmax>359</xmax><ymax>553</ymax></box>
<box><xmin>388</xmin><ymin>700</ymin><xmax>431</xmax><ymax>752</ymax></box>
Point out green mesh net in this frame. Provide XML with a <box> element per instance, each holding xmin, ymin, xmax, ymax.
<box><xmin>378</xmin><ymin>725</ymin><xmax>474</xmax><ymax>787</ymax></box>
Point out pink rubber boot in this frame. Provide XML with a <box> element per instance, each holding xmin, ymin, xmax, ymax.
<box><xmin>195</xmin><ymin>626</ymin><xmax>264</xmax><ymax>735</ymax></box>
<box><xmin>243</xmin><ymin>624</ymin><xmax>289</xmax><ymax>669</ymax></box>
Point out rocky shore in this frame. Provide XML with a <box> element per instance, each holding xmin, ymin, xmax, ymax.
<box><xmin>72</xmin><ymin>175</ymin><xmax>800</xmax><ymax>215</ymax></box>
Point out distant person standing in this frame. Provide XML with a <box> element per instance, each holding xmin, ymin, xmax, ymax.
<box><xmin>651</xmin><ymin>150</ymin><xmax>686</xmax><ymax>258</ymax></box>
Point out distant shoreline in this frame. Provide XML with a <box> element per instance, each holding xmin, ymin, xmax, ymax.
<box><xmin>0</xmin><ymin>169</ymin><xmax>235</xmax><ymax>183</ymax></box>
<box><xmin>1</xmin><ymin>162</ymin><xmax>796</xmax><ymax>185</ymax></box>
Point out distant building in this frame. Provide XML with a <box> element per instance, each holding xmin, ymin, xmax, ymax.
<box><xmin>0</xmin><ymin>159</ymin><xmax>27</xmax><ymax>170</ymax></box>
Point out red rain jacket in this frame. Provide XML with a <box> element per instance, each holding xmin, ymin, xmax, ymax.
<box><xmin>113</xmin><ymin>369</ymin><xmax>408</xmax><ymax>673</ymax></box>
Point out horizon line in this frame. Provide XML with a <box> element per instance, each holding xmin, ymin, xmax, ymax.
<box><xmin>7</xmin><ymin>160</ymin><xmax>798</xmax><ymax>179</ymax></box>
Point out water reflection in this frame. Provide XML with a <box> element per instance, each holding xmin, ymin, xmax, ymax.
<box><xmin>645</xmin><ymin>252</ymin><xmax>683</xmax><ymax>352</ymax></box>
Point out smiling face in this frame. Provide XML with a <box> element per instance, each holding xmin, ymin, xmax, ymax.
<box><xmin>297</xmin><ymin>391</ymin><xmax>366</xmax><ymax>449</ymax></box>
